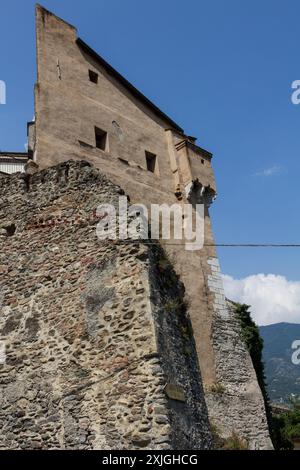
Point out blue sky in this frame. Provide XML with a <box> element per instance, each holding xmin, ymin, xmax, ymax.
<box><xmin>0</xmin><ymin>0</ymin><xmax>300</xmax><ymax>323</ymax></box>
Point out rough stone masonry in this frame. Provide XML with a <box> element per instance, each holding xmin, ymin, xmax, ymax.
<box><xmin>0</xmin><ymin>4</ymin><xmax>274</xmax><ymax>450</ymax></box>
<box><xmin>0</xmin><ymin>160</ymin><xmax>212</xmax><ymax>450</ymax></box>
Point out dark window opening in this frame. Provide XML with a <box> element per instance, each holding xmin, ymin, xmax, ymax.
<box><xmin>89</xmin><ymin>70</ymin><xmax>99</xmax><ymax>84</ymax></box>
<box><xmin>201</xmin><ymin>159</ymin><xmax>205</xmax><ymax>164</ymax></box>
<box><xmin>145</xmin><ymin>151</ymin><xmax>157</xmax><ymax>174</ymax></box>
<box><xmin>95</xmin><ymin>127</ymin><xmax>108</xmax><ymax>151</ymax></box>
<box><xmin>5</xmin><ymin>223</ymin><xmax>16</xmax><ymax>237</ymax></box>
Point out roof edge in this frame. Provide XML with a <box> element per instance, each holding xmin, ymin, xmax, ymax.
<box><xmin>175</xmin><ymin>140</ymin><xmax>213</xmax><ymax>159</ymax></box>
<box><xmin>76</xmin><ymin>38</ymin><xmax>184</xmax><ymax>134</ymax></box>
<box><xmin>0</xmin><ymin>152</ymin><xmax>28</xmax><ymax>158</ymax></box>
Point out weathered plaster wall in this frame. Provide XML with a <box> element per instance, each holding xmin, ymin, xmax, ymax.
<box><xmin>35</xmin><ymin>5</ymin><xmax>178</xmax><ymax>196</ymax></box>
<box><xmin>34</xmin><ymin>4</ymin><xmax>219</xmax><ymax>393</ymax></box>
<box><xmin>0</xmin><ymin>160</ymin><xmax>211</xmax><ymax>450</ymax></box>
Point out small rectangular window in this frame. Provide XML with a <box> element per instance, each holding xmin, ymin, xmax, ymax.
<box><xmin>89</xmin><ymin>70</ymin><xmax>99</xmax><ymax>84</ymax></box>
<box><xmin>145</xmin><ymin>151</ymin><xmax>158</xmax><ymax>174</ymax></box>
<box><xmin>95</xmin><ymin>127</ymin><xmax>108</xmax><ymax>151</ymax></box>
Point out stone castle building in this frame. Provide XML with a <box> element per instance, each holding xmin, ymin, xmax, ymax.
<box><xmin>0</xmin><ymin>5</ymin><xmax>273</xmax><ymax>449</ymax></box>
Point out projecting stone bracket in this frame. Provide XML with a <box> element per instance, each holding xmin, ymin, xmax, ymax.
<box><xmin>185</xmin><ymin>179</ymin><xmax>217</xmax><ymax>208</ymax></box>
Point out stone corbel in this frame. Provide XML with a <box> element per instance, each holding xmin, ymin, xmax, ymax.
<box><xmin>185</xmin><ymin>179</ymin><xmax>217</xmax><ymax>208</ymax></box>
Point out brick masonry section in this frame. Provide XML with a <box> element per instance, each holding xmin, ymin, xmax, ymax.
<box><xmin>207</xmin><ymin>258</ymin><xmax>229</xmax><ymax>320</ymax></box>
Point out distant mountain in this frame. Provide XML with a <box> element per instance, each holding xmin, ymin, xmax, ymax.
<box><xmin>259</xmin><ymin>323</ymin><xmax>300</xmax><ymax>404</ymax></box>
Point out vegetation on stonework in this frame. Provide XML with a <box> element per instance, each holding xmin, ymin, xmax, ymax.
<box><xmin>155</xmin><ymin>246</ymin><xmax>195</xmax><ymax>363</ymax></box>
<box><xmin>222</xmin><ymin>432</ymin><xmax>249</xmax><ymax>450</ymax></box>
<box><xmin>157</xmin><ymin>254</ymin><xmax>179</xmax><ymax>289</ymax></box>
<box><xmin>210</xmin><ymin>423</ymin><xmax>224</xmax><ymax>449</ymax></box>
<box><xmin>210</xmin><ymin>424</ymin><xmax>248</xmax><ymax>450</ymax></box>
<box><xmin>157</xmin><ymin>249</ymin><xmax>191</xmax><ymax>313</ymax></box>
<box><xmin>235</xmin><ymin>303</ymin><xmax>266</xmax><ymax>398</ymax></box>
<box><xmin>164</xmin><ymin>298</ymin><xmax>184</xmax><ymax>313</ymax></box>
<box><xmin>209</xmin><ymin>382</ymin><xmax>225</xmax><ymax>395</ymax></box>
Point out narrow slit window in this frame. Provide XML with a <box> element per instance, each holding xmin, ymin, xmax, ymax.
<box><xmin>145</xmin><ymin>151</ymin><xmax>158</xmax><ymax>174</ymax></box>
<box><xmin>95</xmin><ymin>127</ymin><xmax>108</xmax><ymax>151</ymax></box>
<box><xmin>89</xmin><ymin>70</ymin><xmax>99</xmax><ymax>84</ymax></box>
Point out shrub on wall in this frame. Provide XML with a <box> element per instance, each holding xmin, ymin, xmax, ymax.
<box><xmin>234</xmin><ymin>303</ymin><xmax>292</xmax><ymax>450</ymax></box>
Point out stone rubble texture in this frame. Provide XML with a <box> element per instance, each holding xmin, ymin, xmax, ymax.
<box><xmin>0</xmin><ymin>4</ymin><xmax>274</xmax><ymax>450</ymax></box>
<box><xmin>0</xmin><ymin>161</ymin><xmax>211</xmax><ymax>450</ymax></box>
<box><xmin>206</xmin><ymin>298</ymin><xmax>273</xmax><ymax>449</ymax></box>
<box><xmin>205</xmin><ymin>258</ymin><xmax>273</xmax><ymax>449</ymax></box>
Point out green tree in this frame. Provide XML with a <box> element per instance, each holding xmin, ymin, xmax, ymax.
<box><xmin>282</xmin><ymin>397</ymin><xmax>300</xmax><ymax>441</ymax></box>
<box><xmin>235</xmin><ymin>303</ymin><xmax>266</xmax><ymax>401</ymax></box>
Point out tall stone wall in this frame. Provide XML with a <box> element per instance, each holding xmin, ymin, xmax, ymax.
<box><xmin>33</xmin><ymin>5</ymin><xmax>220</xmax><ymax>394</ymax></box>
<box><xmin>0</xmin><ymin>160</ymin><xmax>211</xmax><ymax>450</ymax></box>
<box><xmin>0</xmin><ymin>5</ymin><xmax>274</xmax><ymax>450</ymax></box>
<box><xmin>205</xmin><ymin>271</ymin><xmax>273</xmax><ymax>451</ymax></box>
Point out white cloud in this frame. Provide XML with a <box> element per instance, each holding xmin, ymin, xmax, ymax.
<box><xmin>254</xmin><ymin>165</ymin><xmax>285</xmax><ymax>177</ymax></box>
<box><xmin>222</xmin><ymin>273</ymin><xmax>300</xmax><ymax>326</ymax></box>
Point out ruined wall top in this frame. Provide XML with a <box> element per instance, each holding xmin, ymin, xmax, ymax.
<box><xmin>0</xmin><ymin>159</ymin><xmax>211</xmax><ymax>450</ymax></box>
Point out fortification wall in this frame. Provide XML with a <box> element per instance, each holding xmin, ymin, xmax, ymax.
<box><xmin>33</xmin><ymin>4</ymin><xmax>219</xmax><ymax>391</ymax></box>
<box><xmin>0</xmin><ymin>160</ymin><xmax>211</xmax><ymax>450</ymax></box>
<box><xmin>205</xmin><ymin>295</ymin><xmax>273</xmax><ymax>449</ymax></box>
<box><xmin>0</xmin><ymin>4</ymin><xmax>274</xmax><ymax>449</ymax></box>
